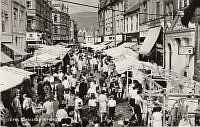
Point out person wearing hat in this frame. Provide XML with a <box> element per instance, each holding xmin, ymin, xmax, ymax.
<box><xmin>107</xmin><ymin>95</ymin><xmax>116</xmax><ymax>121</ymax></box>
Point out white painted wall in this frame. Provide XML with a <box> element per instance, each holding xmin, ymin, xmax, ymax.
<box><xmin>165</xmin><ymin>31</ymin><xmax>195</xmax><ymax>79</ymax></box>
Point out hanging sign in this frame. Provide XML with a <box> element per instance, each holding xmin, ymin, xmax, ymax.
<box><xmin>178</xmin><ymin>46</ymin><xmax>194</xmax><ymax>55</ymax></box>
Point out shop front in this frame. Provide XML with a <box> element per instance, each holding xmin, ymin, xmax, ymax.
<box><xmin>123</xmin><ymin>32</ymin><xmax>139</xmax><ymax>43</ymax></box>
<box><xmin>26</xmin><ymin>32</ymin><xmax>42</xmax><ymax>54</ymax></box>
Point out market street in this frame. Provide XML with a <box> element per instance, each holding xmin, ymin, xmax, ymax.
<box><xmin>2</xmin><ymin>0</ymin><xmax>200</xmax><ymax>127</ymax></box>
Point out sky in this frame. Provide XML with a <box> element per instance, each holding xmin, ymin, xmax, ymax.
<box><xmin>65</xmin><ymin>0</ymin><xmax>99</xmax><ymax>14</ymax></box>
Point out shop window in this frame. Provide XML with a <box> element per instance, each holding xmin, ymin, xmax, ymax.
<box><xmin>2</xmin><ymin>20</ymin><xmax>5</xmax><ymax>32</ymax></box>
<box><xmin>26</xmin><ymin>0</ymin><xmax>32</xmax><ymax>9</ymax></box>
<box><xmin>16</xmin><ymin>37</ymin><xmax>18</xmax><ymax>46</ymax></box>
<box><xmin>136</xmin><ymin>14</ymin><xmax>138</xmax><ymax>31</ymax></box>
<box><xmin>131</xmin><ymin>16</ymin><xmax>133</xmax><ymax>31</ymax></box>
<box><xmin>27</xmin><ymin>19</ymin><xmax>32</xmax><ymax>29</ymax></box>
<box><xmin>126</xmin><ymin>17</ymin><xmax>128</xmax><ymax>32</ymax></box>
<box><xmin>13</xmin><ymin>8</ymin><xmax>18</xmax><ymax>27</ymax></box>
<box><xmin>178</xmin><ymin>0</ymin><xmax>189</xmax><ymax>9</ymax></box>
<box><xmin>54</xmin><ymin>14</ymin><xmax>58</xmax><ymax>22</ymax></box>
<box><xmin>156</xmin><ymin>1</ymin><xmax>160</xmax><ymax>17</ymax></box>
<box><xmin>54</xmin><ymin>27</ymin><xmax>58</xmax><ymax>34</ymax></box>
<box><xmin>143</xmin><ymin>2</ymin><xmax>148</xmax><ymax>22</ymax></box>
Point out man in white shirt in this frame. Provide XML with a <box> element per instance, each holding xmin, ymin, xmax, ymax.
<box><xmin>56</xmin><ymin>104</ymin><xmax>68</xmax><ymax>122</ymax></box>
<box><xmin>88</xmin><ymin>94</ymin><xmax>98</xmax><ymax>117</ymax></box>
<box><xmin>129</xmin><ymin>85</ymin><xmax>138</xmax><ymax>113</ymax></box>
<box><xmin>107</xmin><ymin>95</ymin><xmax>116</xmax><ymax>120</ymax></box>
<box><xmin>58</xmin><ymin>70</ymin><xmax>64</xmax><ymax>81</ymax></box>
<box><xmin>43</xmin><ymin>98</ymin><xmax>54</xmax><ymax>117</ymax></box>
<box><xmin>103</xmin><ymin>63</ymin><xmax>109</xmax><ymax>78</ymax></box>
<box><xmin>62</xmin><ymin>76</ymin><xmax>70</xmax><ymax>90</ymax></box>
<box><xmin>74</xmin><ymin>95</ymin><xmax>83</xmax><ymax>117</ymax></box>
<box><xmin>71</xmin><ymin>65</ymin><xmax>77</xmax><ymax>75</ymax></box>
<box><xmin>22</xmin><ymin>94</ymin><xmax>33</xmax><ymax>119</ymax></box>
<box><xmin>70</xmin><ymin>74</ymin><xmax>77</xmax><ymax>90</ymax></box>
<box><xmin>77</xmin><ymin>59</ymin><xmax>83</xmax><ymax>72</ymax></box>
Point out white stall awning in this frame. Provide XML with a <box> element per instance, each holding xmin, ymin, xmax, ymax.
<box><xmin>138</xmin><ymin>27</ymin><xmax>161</xmax><ymax>55</ymax></box>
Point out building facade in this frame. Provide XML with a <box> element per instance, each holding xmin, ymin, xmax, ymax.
<box><xmin>165</xmin><ymin>0</ymin><xmax>195</xmax><ymax>79</ymax></box>
<box><xmin>70</xmin><ymin>20</ymin><xmax>75</xmax><ymax>42</ymax></box>
<box><xmin>52</xmin><ymin>0</ymin><xmax>71</xmax><ymax>45</ymax></box>
<box><xmin>26</xmin><ymin>0</ymin><xmax>53</xmax><ymax>53</ymax></box>
<box><xmin>98</xmin><ymin>0</ymin><xmax>139</xmax><ymax>44</ymax></box>
<box><xmin>124</xmin><ymin>3</ymin><xmax>140</xmax><ymax>43</ymax></box>
<box><xmin>1</xmin><ymin>0</ymin><xmax>12</xmax><ymax>43</ymax></box>
<box><xmin>137</xmin><ymin>0</ymin><xmax>165</xmax><ymax>66</ymax></box>
<box><xmin>1</xmin><ymin>0</ymin><xmax>27</xmax><ymax>62</ymax></box>
<box><xmin>77</xmin><ymin>29</ymin><xmax>86</xmax><ymax>43</ymax></box>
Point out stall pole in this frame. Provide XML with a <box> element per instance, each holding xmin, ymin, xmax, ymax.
<box><xmin>132</xmin><ymin>66</ymin><xmax>134</xmax><ymax>84</ymax></box>
<box><xmin>126</xmin><ymin>70</ymin><xmax>129</xmax><ymax>98</ymax></box>
<box><xmin>163</xmin><ymin>92</ymin><xmax>166</xmax><ymax>127</ymax></box>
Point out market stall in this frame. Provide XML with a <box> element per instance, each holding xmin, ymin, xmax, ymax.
<box><xmin>0</xmin><ymin>66</ymin><xmax>35</xmax><ymax>126</ymax></box>
<box><xmin>0</xmin><ymin>66</ymin><xmax>35</xmax><ymax>92</ymax></box>
<box><xmin>104</xmin><ymin>46</ymin><xmax>138</xmax><ymax>59</ymax></box>
<box><xmin>21</xmin><ymin>45</ymin><xmax>71</xmax><ymax>73</ymax></box>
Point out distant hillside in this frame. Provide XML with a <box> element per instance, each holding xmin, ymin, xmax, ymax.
<box><xmin>71</xmin><ymin>12</ymin><xmax>98</xmax><ymax>30</ymax></box>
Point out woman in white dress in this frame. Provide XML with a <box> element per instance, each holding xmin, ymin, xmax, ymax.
<box><xmin>98</xmin><ymin>90</ymin><xmax>108</xmax><ymax>122</ymax></box>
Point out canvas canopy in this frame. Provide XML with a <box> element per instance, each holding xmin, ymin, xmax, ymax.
<box><xmin>22</xmin><ymin>45</ymin><xmax>70</xmax><ymax>67</ymax></box>
<box><xmin>114</xmin><ymin>55</ymin><xmax>141</xmax><ymax>74</ymax></box>
<box><xmin>0</xmin><ymin>52</ymin><xmax>13</xmax><ymax>63</ymax></box>
<box><xmin>104</xmin><ymin>46</ymin><xmax>138</xmax><ymax>58</ymax></box>
<box><xmin>0</xmin><ymin>66</ymin><xmax>35</xmax><ymax>92</ymax></box>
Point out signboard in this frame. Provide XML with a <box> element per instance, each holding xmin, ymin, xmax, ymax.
<box><xmin>104</xmin><ymin>36</ymin><xmax>114</xmax><ymax>42</ymax></box>
<box><xmin>124</xmin><ymin>33</ymin><xmax>139</xmax><ymax>42</ymax></box>
<box><xmin>178</xmin><ymin>46</ymin><xmax>194</xmax><ymax>55</ymax></box>
<box><xmin>140</xmin><ymin>31</ymin><xmax>147</xmax><ymax>37</ymax></box>
<box><xmin>26</xmin><ymin>32</ymin><xmax>42</xmax><ymax>42</ymax></box>
<box><xmin>104</xmin><ymin>35</ymin><xmax>123</xmax><ymax>42</ymax></box>
<box><xmin>116</xmin><ymin>35</ymin><xmax>122</xmax><ymax>41</ymax></box>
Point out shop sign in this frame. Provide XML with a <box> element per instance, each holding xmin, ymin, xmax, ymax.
<box><xmin>178</xmin><ymin>46</ymin><xmax>194</xmax><ymax>55</ymax></box>
<box><xmin>124</xmin><ymin>33</ymin><xmax>139</xmax><ymax>42</ymax></box>
<box><xmin>116</xmin><ymin>35</ymin><xmax>122</xmax><ymax>41</ymax></box>
<box><xmin>104</xmin><ymin>36</ymin><xmax>114</xmax><ymax>42</ymax></box>
<box><xmin>140</xmin><ymin>31</ymin><xmax>147</xmax><ymax>37</ymax></box>
<box><xmin>26</xmin><ymin>32</ymin><xmax>41</xmax><ymax>41</ymax></box>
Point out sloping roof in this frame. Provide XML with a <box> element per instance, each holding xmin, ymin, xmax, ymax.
<box><xmin>124</xmin><ymin>3</ymin><xmax>140</xmax><ymax>15</ymax></box>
